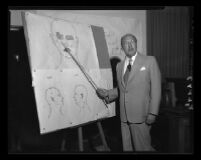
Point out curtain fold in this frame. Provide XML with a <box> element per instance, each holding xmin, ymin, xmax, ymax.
<box><xmin>147</xmin><ymin>7</ymin><xmax>190</xmax><ymax>79</ymax></box>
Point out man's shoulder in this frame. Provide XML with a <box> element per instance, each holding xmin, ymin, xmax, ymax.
<box><xmin>138</xmin><ymin>53</ymin><xmax>156</xmax><ymax>62</ymax></box>
<box><xmin>137</xmin><ymin>54</ymin><xmax>158</xmax><ymax>66</ymax></box>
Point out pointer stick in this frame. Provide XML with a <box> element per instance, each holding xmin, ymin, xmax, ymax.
<box><xmin>61</xmin><ymin>42</ymin><xmax>109</xmax><ymax>108</ymax></box>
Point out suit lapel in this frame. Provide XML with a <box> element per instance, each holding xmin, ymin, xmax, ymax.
<box><xmin>120</xmin><ymin>60</ymin><xmax>126</xmax><ymax>88</ymax></box>
<box><xmin>127</xmin><ymin>54</ymin><xmax>142</xmax><ymax>84</ymax></box>
<box><xmin>118</xmin><ymin>54</ymin><xmax>143</xmax><ymax>88</ymax></box>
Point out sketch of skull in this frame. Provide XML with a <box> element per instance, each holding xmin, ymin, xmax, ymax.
<box><xmin>51</xmin><ymin>20</ymin><xmax>79</xmax><ymax>59</ymax></box>
<box><xmin>73</xmin><ymin>84</ymin><xmax>93</xmax><ymax>122</ymax></box>
<box><xmin>56</xmin><ymin>31</ymin><xmax>79</xmax><ymax>58</ymax></box>
<box><xmin>45</xmin><ymin>87</ymin><xmax>64</xmax><ymax>118</ymax></box>
<box><xmin>73</xmin><ymin>84</ymin><xmax>88</xmax><ymax>109</ymax></box>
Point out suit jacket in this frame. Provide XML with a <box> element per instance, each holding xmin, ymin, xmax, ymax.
<box><xmin>113</xmin><ymin>53</ymin><xmax>161</xmax><ymax>123</ymax></box>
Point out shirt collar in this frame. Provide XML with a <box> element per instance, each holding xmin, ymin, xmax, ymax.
<box><xmin>125</xmin><ymin>51</ymin><xmax>138</xmax><ymax>65</ymax></box>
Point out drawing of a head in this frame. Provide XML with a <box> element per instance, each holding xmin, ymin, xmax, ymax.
<box><xmin>73</xmin><ymin>85</ymin><xmax>88</xmax><ymax>108</ymax></box>
<box><xmin>63</xmin><ymin>34</ymin><xmax>78</xmax><ymax>58</ymax></box>
<box><xmin>52</xmin><ymin>20</ymin><xmax>79</xmax><ymax>59</ymax></box>
<box><xmin>45</xmin><ymin>87</ymin><xmax>64</xmax><ymax>108</ymax></box>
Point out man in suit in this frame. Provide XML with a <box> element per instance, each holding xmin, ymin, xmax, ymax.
<box><xmin>96</xmin><ymin>33</ymin><xmax>161</xmax><ymax>151</ymax></box>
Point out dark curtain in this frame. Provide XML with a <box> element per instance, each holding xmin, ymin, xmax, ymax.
<box><xmin>147</xmin><ymin>6</ymin><xmax>190</xmax><ymax>79</ymax></box>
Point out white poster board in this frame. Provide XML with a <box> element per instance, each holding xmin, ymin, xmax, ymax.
<box><xmin>23</xmin><ymin>12</ymin><xmax>114</xmax><ymax>134</ymax></box>
<box><xmin>35</xmin><ymin>10</ymin><xmax>143</xmax><ymax>60</ymax></box>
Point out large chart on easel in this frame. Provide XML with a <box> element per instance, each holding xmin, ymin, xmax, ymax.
<box><xmin>23</xmin><ymin>12</ymin><xmax>115</xmax><ymax>134</ymax></box>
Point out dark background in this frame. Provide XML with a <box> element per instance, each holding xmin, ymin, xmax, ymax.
<box><xmin>8</xmin><ymin>6</ymin><xmax>194</xmax><ymax>153</ymax></box>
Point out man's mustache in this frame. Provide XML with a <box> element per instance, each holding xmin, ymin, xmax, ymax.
<box><xmin>128</xmin><ymin>48</ymin><xmax>134</xmax><ymax>51</ymax></box>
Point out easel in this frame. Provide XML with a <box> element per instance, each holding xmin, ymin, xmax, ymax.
<box><xmin>22</xmin><ymin>14</ymin><xmax>111</xmax><ymax>152</ymax></box>
<box><xmin>59</xmin><ymin>42</ymin><xmax>111</xmax><ymax>152</ymax></box>
<box><xmin>61</xmin><ymin>120</ymin><xmax>111</xmax><ymax>152</ymax></box>
<box><xmin>78</xmin><ymin>121</ymin><xmax>110</xmax><ymax>151</ymax></box>
<box><xmin>60</xmin><ymin>45</ymin><xmax>110</xmax><ymax>151</ymax></box>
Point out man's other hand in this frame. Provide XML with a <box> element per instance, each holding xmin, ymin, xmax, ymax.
<box><xmin>145</xmin><ymin>114</ymin><xmax>156</xmax><ymax>125</ymax></box>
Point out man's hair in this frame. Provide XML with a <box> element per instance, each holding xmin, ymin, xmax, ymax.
<box><xmin>121</xmin><ymin>34</ymin><xmax>137</xmax><ymax>48</ymax></box>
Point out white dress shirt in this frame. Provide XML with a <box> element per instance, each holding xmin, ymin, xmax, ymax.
<box><xmin>123</xmin><ymin>52</ymin><xmax>138</xmax><ymax>74</ymax></box>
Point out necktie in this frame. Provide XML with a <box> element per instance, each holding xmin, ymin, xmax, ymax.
<box><xmin>123</xmin><ymin>60</ymin><xmax>132</xmax><ymax>84</ymax></box>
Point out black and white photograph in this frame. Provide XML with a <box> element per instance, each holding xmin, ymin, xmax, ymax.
<box><xmin>8</xmin><ymin>6</ymin><xmax>194</xmax><ymax>154</ymax></box>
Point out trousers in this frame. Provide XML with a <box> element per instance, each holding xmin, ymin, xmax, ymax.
<box><xmin>121</xmin><ymin>121</ymin><xmax>155</xmax><ymax>151</ymax></box>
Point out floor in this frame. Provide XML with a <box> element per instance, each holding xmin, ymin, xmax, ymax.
<box><xmin>8</xmin><ymin>116</ymin><xmax>124</xmax><ymax>153</ymax></box>
<box><xmin>9</xmin><ymin>104</ymin><xmax>174</xmax><ymax>154</ymax></box>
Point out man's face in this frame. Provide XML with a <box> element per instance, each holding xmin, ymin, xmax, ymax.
<box><xmin>122</xmin><ymin>36</ymin><xmax>137</xmax><ymax>58</ymax></box>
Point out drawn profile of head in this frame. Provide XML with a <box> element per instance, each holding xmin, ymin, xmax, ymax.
<box><xmin>45</xmin><ymin>87</ymin><xmax>64</xmax><ymax>118</ymax></box>
<box><xmin>73</xmin><ymin>85</ymin><xmax>88</xmax><ymax>109</ymax></box>
<box><xmin>45</xmin><ymin>87</ymin><xmax>64</xmax><ymax>108</ymax></box>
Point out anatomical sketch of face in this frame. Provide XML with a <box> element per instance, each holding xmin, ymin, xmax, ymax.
<box><xmin>55</xmin><ymin>31</ymin><xmax>79</xmax><ymax>59</ymax></box>
<box><xmin>51</xmin><ymin>20</ymin><xmax>79</xmax><ymax>60</ymax></box>
<box><xmin>45</xmin><ymin>87</ymin><xmax>64</xmax><ymax>118</ymax></box>
<box><xmin>73</xmin><ymin>85</ymin><xmax>88</xmax><ymax>110</ymax></box>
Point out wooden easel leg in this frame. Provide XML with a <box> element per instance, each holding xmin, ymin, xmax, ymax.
<box><xmin>61</xmin><ymin>138</ymin><xmax>66</xmax><ymax>152</ymax></box>
<box><xmin>78</xmin><ymin>127</ymin><xmax>84</xmax><ymax>151</ymax></box>
<box><xmin>97</xmin><ymin>121</ymin><xmax>110</xmax><ymax>151</ymax></box>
